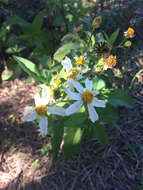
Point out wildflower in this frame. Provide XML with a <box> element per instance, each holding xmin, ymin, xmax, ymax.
<box><xmin>92</xmin><ymin>16</ymin><xmax>102</xmax><ymax>29</ymax></box>
<box><xmin>65</xmin><ymin>78</ymin><xmax>106</xmax><ymax>123</ymax></box>
<box><xmin>24</xmin><ymin>88</ymin><xmax>65</xmax><ymax>136</ymax></box>
<box><xmin>61</xmin><ymin>57</ymin><xmax>82</xmax><ymax>84</ymax></box>
<box><xmin>95</xmin><ymin>58</ymin><xmax>105</xmax><ymax>72</ymax></box>
<box><xmin>124</xmin><ymin>41</ymin><xmax>132</xmax><ymax>47</ymax></box>
<box><xmin>104</xmin><ymin>55</ymin><xmax>116</xmax><ymax>70</ymax></box>
<box><xmin>50</xmin><ymin>76</ymin><xmax>61</xmax><ymax>89</ymax></box>
<box><xmin>75</xmin><ymin>56</ymin><xmax>87</xmax><ymax>66</ymax></box>
<box><xmin>124</xmin><ymin>27</ymin><xmax>134</xmax><ymax>38</ymax></box>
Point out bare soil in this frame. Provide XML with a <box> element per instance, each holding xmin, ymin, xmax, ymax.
<box><xmin>0</xmin><ymin>77</ymin><xmax>143</xmax><ymax>190</ymax></box>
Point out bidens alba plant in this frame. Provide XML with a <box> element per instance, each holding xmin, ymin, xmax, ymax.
<box><xmin>14</xmin><ymin>16</ymin><xmax>133</xmax><ymax>160</ymax></box>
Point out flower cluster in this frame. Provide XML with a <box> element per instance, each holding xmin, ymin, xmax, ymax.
<box><xmin>124</xmin><ymin>27</ymin><xmax>135</xmax><ymax>48</ymax></box>
<box><xmin>24</xmin><ymin>57</ymin><xmax>107</xmax><ymax>136</ymax></box>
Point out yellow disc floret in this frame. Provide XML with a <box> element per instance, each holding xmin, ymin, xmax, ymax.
<box><xmin>35</xmin><ymin>105</ymin><xmax>47</xmax><ymax>116</ymax></box>
<box><xmin>68</xmin><ymin>68</ymin><xmax>78</xmax><ymax>81</ymax></box>
<box><xmin>105</xmin><ymin>55</ymin><xmax>116</xmax><ymax>68</ymax></box>
<box><xmin>82</xmin><ymin>90</ymin><xmax>94</xmax><ymax>104</ymax></box>
<box><xmin>124</xmin><ymin>27</ymin><xmax>134</xmax><ymax>38</ymax></box>
<box><xmin>51</xmin><ymin>76</ymin><xmax>61</xmax><ymax>88</ymax></box>
<box><xmin>76</xmin><ymin>57</ymin><xmax>85</xmax><ymax>65</ymax></box>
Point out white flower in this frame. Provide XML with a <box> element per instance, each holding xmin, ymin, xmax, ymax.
<box><xmin>65</xmin><ymin>78</ymin><xmax>106</xmax><ymax>123</ymax></box>
<box><xmin>24</xmin><ymin>88</ymin><xmax>65</xmax><ymax>136</ymax></box>
<box><xmin>61</xmin><ymin>57</ymin><xmax>82</xmax><ymax>85</ymax></box>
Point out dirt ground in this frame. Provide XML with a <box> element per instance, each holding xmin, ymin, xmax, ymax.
<box><xmin>0</xmin><ymin>76</ymin><xmax>143</xmax><ymax>190</ymax></box>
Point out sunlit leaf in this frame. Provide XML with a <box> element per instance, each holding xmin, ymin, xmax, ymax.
<box><xmin>63</xmin><ymin>127</ymin><xmax>83</xmax><ymax>159</ymax></box>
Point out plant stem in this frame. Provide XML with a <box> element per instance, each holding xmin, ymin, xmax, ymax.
<box><xmin>60</xmin><ymin>0</ymin><xmax>68</xmax><ymax>33</ymax></box>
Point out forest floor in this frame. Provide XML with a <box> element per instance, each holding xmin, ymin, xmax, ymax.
<box><xmin>0</xmin><ymin>76</ymin><xmax>143</xmax><ymax>190</ymax></box>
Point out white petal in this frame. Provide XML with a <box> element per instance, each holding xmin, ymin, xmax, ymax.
<box><xmin>48</xmin><ymin>106</ymin><xmax>65</xmax><ymax>116</ymax></box>
<box><xmin>41</xmin><ymin>87</ymin><xmax>50</xmax><ymax>105</ymax></box>
<box><xmin>93</xmin><ymin>90</ymin><xmax>99</xmax><ymax>96</ymax></box>
<box><xmin>66</xmin><ymin>88</ymin><xmax>81</xmax><ymax>101</ymax></box>
<box><xmin>34</xmin><ymin>92</ymin><xmax>41</xmax><ymax>105</ymax></box>
<box><xmin>66</xmin><ymin>100</ymin><xmax>83</xmax><ymax>116</ymax></box>
<box><xmin>24</xmin><ymin>107</ymin><xmax>37</xmax><ymax>121</ymax></box>
<box><xmin>71</xmin><ymin>80</ymin><xmax>84</xmax><ymax>94</ymax></box>
<box><xmin>77</xmin><ymin>74</ymin><xmax>82</xmax><ymax>80</ymax></box>
<box><xmin>61</xmin><ymin>56</ymin><xmax>72</xmax><ymax>72</ymax></box>
<box><xmin>92</xmin><ymin>98</ymin><xmax>106</xmax><ymax>108</ymax></box>
<box><xmin>103</xmin><ymin>65</ymin><xmax>108</xmax><ymax>70</ymax></box>
<box><xmin>39</xmin><ymin>116</ymin><xmax>48</xmax><ymax>136</ymax></box>
<box><xmin>88</xmin><ymin>104</ymin><xmax>98</xmax><ymax>123</ymax></box>
<box><xmin>85</xmin><ymin>78</ymin><xmax>92</xmax><ymax>91</ymax></box>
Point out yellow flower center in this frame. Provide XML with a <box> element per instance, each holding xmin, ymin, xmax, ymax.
<box><xmin>82</xmin><ymin>90</ymin><xmax>94</xmax><ymax>104</ymax></box>
<box><xmin>34</xmin><ymin>105</ymin><xmax>47</xmax><ymax>116</ymax></box>
<box><xmin>124</xmin><ymin>27</ymin><xmax>134</xmax><ymax>38</ymax></box>
<box><xmin>51</xmin><ymin>77</ymin><xmax>61</xmax><ymax>88</ymax></box>
<box><xmin>105</xmin><ymin>55</ymin><xmax>116</xmax><ymax>68</ymax></box>
<box><xmin>68</xmin><ymin>68</ymin><xmax>78</xmax><ymax>81</ymax></box>
<box><xmin>76</xmin><ymin>57</ymin><xmax>85</xmax><ymax>65</ymax></box>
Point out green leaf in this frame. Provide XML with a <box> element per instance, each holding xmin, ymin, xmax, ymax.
<box><xmin>108</xmin><ymin>89</ymin><xmax>132</xmax><ymax>108</ymax></box>
<box><xmin>1</xmin><ymin>69</ymin><xmax>14</xmax><ymax>81</ymax></box>
<box><xmin>64</xmin><ymin>112</ymin><xmax>86</xmax><ymax>129</ymax></box>
<box><xmin>13</xmin><ymin>56</ymin><xmax>42</xmax><ymax>82</ymax></box>
<box><xmin>109</xmin><ymin>28</ymin><xmax>120</xmax><ymax>45</ymax></box>
<box><xmin>104</xmin><ymin>32</ymin><xmax>110</xmax><ymax>42</ymax></box>
<box><xmin>32</xmin><ymin>159</ymin><xmax>40</xmax><ymax>169</ymax></box>
<box><xmin>54</xmin><ymin>42</ymin><xmax>80</xmax><ymax>62</ymax></box>
<box><xmin>32</xmin><ymin>10</ymin><xmax>45</xmax><ymax>31</ymax></box>
<box><xmin>6</xmin><ymin>45</ymin><xmax>26</xmax><ymax>54</ymax></box>
<box><xmin>38</xmin><ymin>55</ymin><xmax>52</xmax><ymax>69</ymax></box>
<box><xmin>6</xmin><ymin>16</ymin><xmax>31</xmax><ymax>31</ymax></box>
<box><xmin>96</xmin><ymin>104</ymin><xmax>118</xmax><ymax>122</ymax></box>
<box><xmin>63</xmin><ymin>127</ymin><xmax>83</xmax><ymax>159</ymax></box>
<box><xmin>93</xmin><ymin>123</ymin><xmax>108</xmax><ymax>148</ymax></box>
<box><xmin>95</xmin><ymin>33</ymin><xmax>105</xmax><ymax>43</ymax></box>
<box><xmin>92</xmin><ymin>76</ymin><xmax>106</xmax><ymax>90</ymax></box>
<box><xmin>51</xmin><ymin>122</ymin><xmax>64</xmax><ymax>161</ymax></box>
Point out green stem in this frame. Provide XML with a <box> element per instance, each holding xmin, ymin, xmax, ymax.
<box><xmin>60</xmin><ymin>0</ymin><xmax>68</xmax><ymax>33</ymax></box>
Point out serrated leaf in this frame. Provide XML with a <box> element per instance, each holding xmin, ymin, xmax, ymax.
<box><xmin>109</xmin><ymin>28</ymin><xmax>120</xmax><ymax>45</ymax></box>
<box><xmin>51</xmin><ymin>122</ymin><xmax>64</xmax><ymax>161</ymax></box>
<box><xmin>93</xmin><ymin>124</ymin><xmax>108</xmax><ymax>148</ymax></box>
<box><xmin>92</xmin><ymin>76</ymin><xmax>106</xmax><ymax>90</ymax></box>
<box><xmin>63</xmin><ymin>127</ymin><xmax>83</xmax><ymax>159</ymax></box>
<box><xmin>108</xmin><ymin>89</ymin><xmax>132</xmax><ymax>108</ymax></box>
<box><xmin>32</xmin><ymin>10</ymin><xmax>45</xmax><ymax>31</ymax></box>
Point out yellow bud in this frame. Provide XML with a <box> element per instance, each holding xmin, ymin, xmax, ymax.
<box><xmin>124</xmin><ymin>41</ymin><xmax>132</xmax><ymax>47</ymax></box>
<box><xmin>92</xmin><ymin>16</ymin><xmax>102</xmax><ymax>29</ymax></box>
